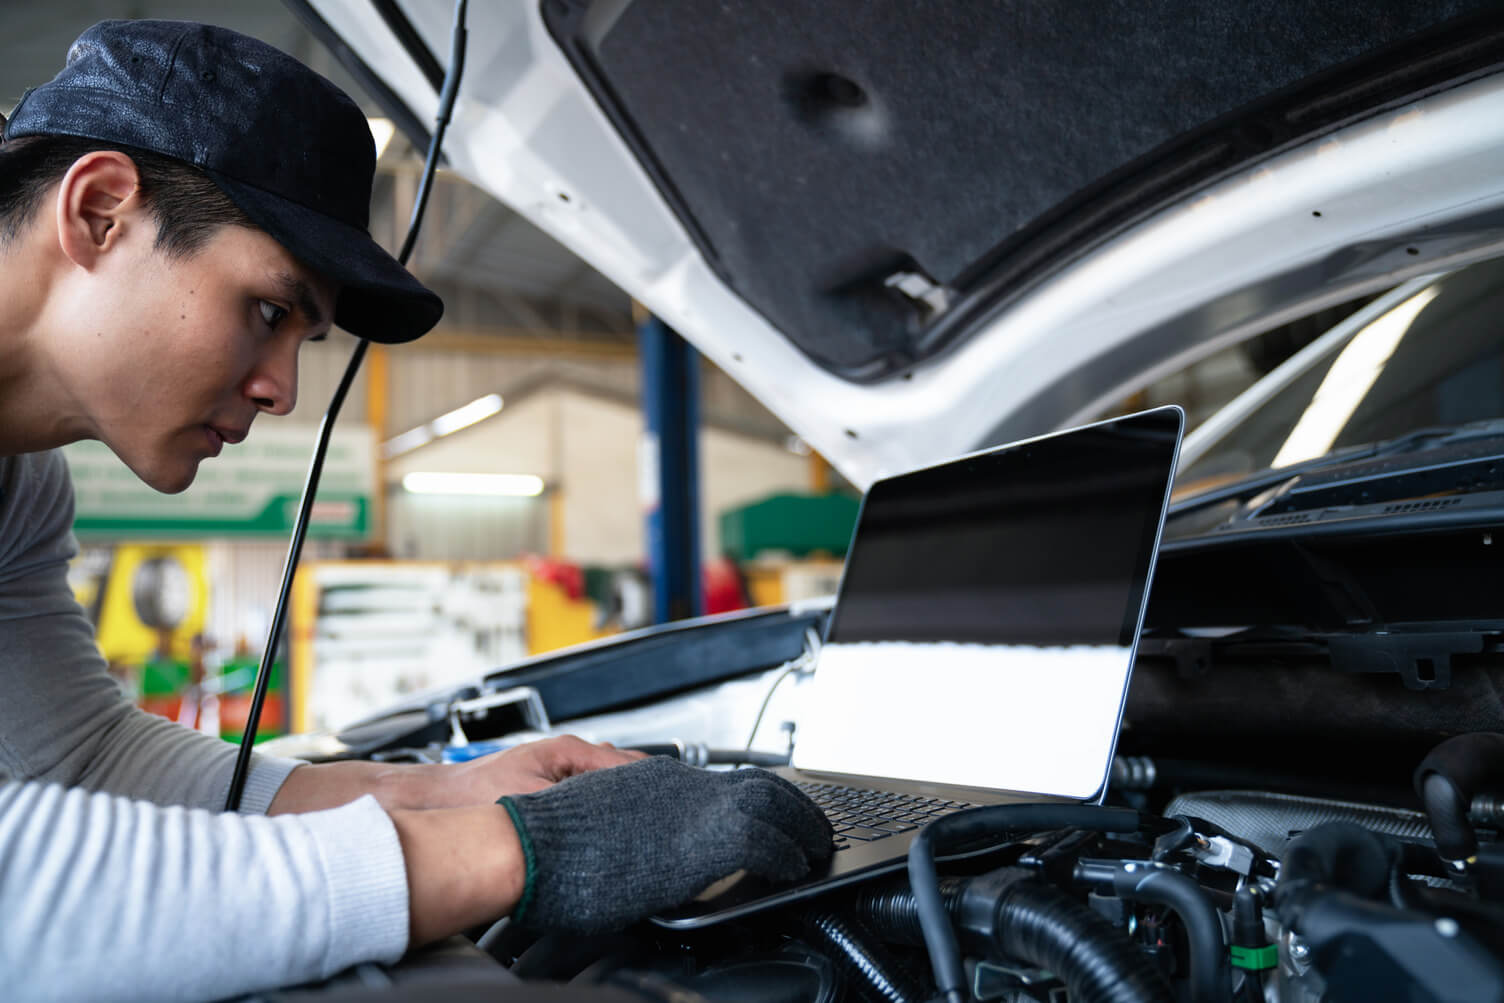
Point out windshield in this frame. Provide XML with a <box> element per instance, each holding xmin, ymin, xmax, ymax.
<box><xmin>1178</xmin><ymin>256</ymin><xmax>1504</xmax><ymax>488</ymax></box>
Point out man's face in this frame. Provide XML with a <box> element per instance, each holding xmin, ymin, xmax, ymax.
<box><xmin>50</xmin><ymin>218</ymin><xmax>337</xmax><ymax>493</ymax></box>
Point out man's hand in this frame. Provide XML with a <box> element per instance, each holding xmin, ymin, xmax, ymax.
<box><xmin>498</xmin><ymin>757</ymin><xmax>834</xmax><ymax>933</ymax></box>
<box><xmin>444</xmin><ymin>735</ymin><xmax>644</xmax><ymax>802</ymax></box>
<box><xmin>267</xmin><ymin>735</ymin><xmax>641</xmax><ymax>815</ymax></box>
<box><xmin>339</xmin><ymin>754</ymin><xmax>832</xmax><ymax>950</ymax></box>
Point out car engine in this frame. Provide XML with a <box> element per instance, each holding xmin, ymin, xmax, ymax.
<box><xmin>282</xmin><ymin>578</ymin><xmax>1504</xmax><ymax>1002</ymax></box>
<box><xmin>454</xmin><ymin>734</ymin><xmax>1502</xmax><ymax>1003</ymax></box>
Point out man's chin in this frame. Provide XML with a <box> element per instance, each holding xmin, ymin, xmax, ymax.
<box><xmin>132</xmin><ymin>457</ymin><xmax>200</xmax><ymax>494</ymax></box>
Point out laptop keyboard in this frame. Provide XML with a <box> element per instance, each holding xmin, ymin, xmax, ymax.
<box><xmin>797</xmin><ymin>782</ymin><xmax>978</xmax><ymax>851</ymax></box>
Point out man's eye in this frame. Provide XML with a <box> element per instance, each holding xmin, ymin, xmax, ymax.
<box><xmin>258</xmin><ymin>300</ymin><xmax>289</xmax><ymax>328</ymax></box>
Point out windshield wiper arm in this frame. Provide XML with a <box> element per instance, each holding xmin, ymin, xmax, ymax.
<box><xmin>1167</xmin><ymin>424</ymin><xmax>1469</xmax><ymax>520</ymax></box>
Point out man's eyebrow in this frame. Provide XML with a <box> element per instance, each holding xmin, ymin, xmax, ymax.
<box><xmin>272</xmin><ymin>271</ymin><xmax>330</xmax><ymax>330</ymax></box>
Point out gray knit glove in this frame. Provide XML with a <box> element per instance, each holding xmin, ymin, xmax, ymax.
<box><xmin>496</xmin><ymin>756</ymin><xmax>833</xmax><ymax>933</ymax></box>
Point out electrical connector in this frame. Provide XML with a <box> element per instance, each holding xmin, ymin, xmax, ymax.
<box><xmin>1193</xmin><ymin>835</ymin><xmax>1255</xmax><ymax>875</ymax></box>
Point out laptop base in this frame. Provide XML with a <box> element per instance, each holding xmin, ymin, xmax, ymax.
<box><xmin>651</xmin><ymin>768</ymin><xmax>1074</xmax><ymax>930</ymax></box>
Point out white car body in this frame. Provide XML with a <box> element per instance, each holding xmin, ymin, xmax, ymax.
<box><xmin>311</xmin><ymin>0</ymin><xmax>1504</xmax><ymax>488</ymax></box>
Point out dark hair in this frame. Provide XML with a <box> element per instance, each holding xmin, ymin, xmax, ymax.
<box><xmin>0</xmin><ymin>133</ymin><xmax>255</xmax><ymax>257</ymax></box>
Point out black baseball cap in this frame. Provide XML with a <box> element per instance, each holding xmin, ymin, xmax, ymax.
<box><xmin>4</xmin><ymin>19</ymin><xmax>442</xmax><ymax>343</ymax></box>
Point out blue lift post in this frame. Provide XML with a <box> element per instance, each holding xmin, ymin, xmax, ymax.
<box><xmin>639</xmin><ymin>316</ymin><xmax>703</xmax><ymax>623</ymax></box>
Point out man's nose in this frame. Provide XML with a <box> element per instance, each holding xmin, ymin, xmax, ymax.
<box><xmin>245</xmin><ymin>344</ymin><xmax>299</xmax><ymax>416</ymax></box>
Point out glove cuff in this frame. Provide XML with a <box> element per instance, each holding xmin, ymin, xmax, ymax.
<box><xmin>497</xmin><ymin>796</ymin><xmax>538</xmax><ymax>926</ymax></box>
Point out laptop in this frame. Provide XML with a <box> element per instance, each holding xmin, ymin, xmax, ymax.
<box><xmin>655</xmin><ymin>405</ymin><xmax>1184</xmax><ymax>928</ymax></box>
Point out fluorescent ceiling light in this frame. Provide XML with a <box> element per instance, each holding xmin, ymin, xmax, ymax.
<box><xmin>367</xmin><ymin>117</ymin><xmax>396</xmax><ymax>159</ymax></box>
<box><xmin>1272</xmin><ymin>286</ymin><xmax>1440</xmax><ymax>468</ymax></box>
<box><xmin>429</xmin><ymin>394</ymin><xmax>504</xmax><ymax>436</ymax></box>
<box><xmin>383</xmin><ymin>393</ymin><xmax>504</xmax><ymax>459</ymax></box>
<box><xmin>382</xmin><ymin>426</ymin><xmax>433</xmax><ymax>457</ymax></box>
<box><xmin>402</xmin><ymin>472</ymin><xmax>545</xmax><ymax>496</ymax></box>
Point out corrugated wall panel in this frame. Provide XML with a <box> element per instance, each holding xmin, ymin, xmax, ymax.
<box><xmin>387</xmin><ymin>493</ymin><xmax>548</xmax><ymax>561</ymax></box>
<box><xmin>204</xmin><ymin>541</ymin><xmax>294</xmax><ymax>654</ymax></box>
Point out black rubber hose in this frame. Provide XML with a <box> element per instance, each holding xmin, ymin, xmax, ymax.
<box><xmin>1414</xmin><ymin>732</ymin><xmax>1504</xmax><ymax>863</ymax></box>
<box><xmin>997</xmin><ymin>879</ymin><xmax>1173</xmax><ymax>1003</ymax></box>
<box><xmin>1274</xmin><ymin>822</ymin><xmax>1393</xmax><ymax>919</ymax></box>
<box><xmin>1110</xmin><ymin>866</ymin><xmax>1231</xmax><ymax>1003</ymax></box>
<box><xmin>853</xmin><ymin>878</ymin><xmax>970</xmax><ymax>945</ymax></box>
<box><xmin>908</xmin><ymin>804</ymin><xmax>1145</xmax><ymax>1003</ymax></box>
<box><xmin>1271</xmin><ymin>822</ymin><xmax>1397</xmax><ymax>936</ymax></box>
<box><xmin>853</xmin><ymin>874</ymin><xmax>1172</xmax><ymax>1003</ymax></box>
<box><xmin>802</xmin><ymin>911</ymin><xmax>926</xmax><ymax>1003</ymax></box>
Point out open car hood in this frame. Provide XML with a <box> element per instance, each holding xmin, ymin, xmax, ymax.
<box><xmin>303</xmin><ymin>1</ymin><xmax>1504</xmax><ymax>487</ymax></box>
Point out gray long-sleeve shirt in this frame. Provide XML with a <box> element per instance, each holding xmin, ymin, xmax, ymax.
<box><xmin>0</xmin><ymin>450</ymin><xmax>410</xmax><ymax>1001</ymax></box>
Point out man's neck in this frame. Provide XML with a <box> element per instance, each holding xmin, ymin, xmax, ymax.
<box><xmin>0</xmin><ymin>230</ymin><xmax>93</xmax><ymax>456</ymax></box>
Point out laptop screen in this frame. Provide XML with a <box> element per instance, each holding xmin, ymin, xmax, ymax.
<box><xmin>791</xmin><ymin>407</ymin><xmax>1183</xmax><ymax>800</ymax></box>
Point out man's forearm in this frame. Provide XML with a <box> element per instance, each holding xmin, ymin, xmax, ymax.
<box><xmin>267</xmin><ymin>760</ymin><xmax>453</xmax><ymax>815</ymax></box>
<box><xmin>389</xmin><ymin>804</ymin><xmax>526</xmax><ymax>945</ymax></box>
<box><xmin>272</xmin><ymin>764</ymin><xmax>530</xmax><ymax>946</ymax></box>
<box><xmin>266</xmin><ymin>735</ymin><xmax>645</xmax><ymax>816</ymax></box>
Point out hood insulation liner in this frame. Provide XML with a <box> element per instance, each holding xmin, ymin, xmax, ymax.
<box><xmin>545</xmin><ymin>0</ymin><xmax>1500</xmax><ymax>380</ymax></box>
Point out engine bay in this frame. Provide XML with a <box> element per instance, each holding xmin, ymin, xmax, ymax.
<box><xmin>279</xmin><ymin>593</ymin><xmax>1504</xmax><ymax>1003</ymax></box>
<box><xmin>450</xmin><ymin>745</ymin><xmax>1499</xmax><ymax>1003</ymax></box>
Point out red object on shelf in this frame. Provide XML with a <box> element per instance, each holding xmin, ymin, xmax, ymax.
<box><xmin>526</xmin><ymin>556</ymin><xmax>585</xmax><ymax>600</ymax></box>
<box><xmin>703</xmin><ymin>557</ymin><xmax>749</xmax><ymax>615</ymax></box>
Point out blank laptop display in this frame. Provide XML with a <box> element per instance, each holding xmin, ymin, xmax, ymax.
<box><xmin>792</xmin><ymin>407</ymin><xmax>1183</xmax><ymax>801</ymax></box>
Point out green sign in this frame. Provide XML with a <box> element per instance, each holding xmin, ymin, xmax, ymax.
<box><xmin>65</xmin><ymin>424</ymin><xmax>375</xmax><ymax>538</ymax></box>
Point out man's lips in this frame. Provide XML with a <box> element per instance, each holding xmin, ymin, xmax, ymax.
<box><xmin>209</xmin><ymin>424</ymin><xmax>249</xmax><ymax>445</ymax></box>
<box><xmin>204</xmin><ymin>423</ymin><xmax>249</xmax><ymax>456</ymax></box>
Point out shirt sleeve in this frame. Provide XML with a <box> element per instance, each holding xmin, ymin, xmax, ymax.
<box><xmin>0</xmin><ymin>782</ymin><xmax>410</xmax><ymax>1002</ymax></box>
<box><xmin>0</xmin><ymin>450</ymin><xmax>301</xmax><ymax>813</ymax></box>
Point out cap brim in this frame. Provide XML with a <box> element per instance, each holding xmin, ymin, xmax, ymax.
<box><xmin>206</xmin><ymin>170</ymin><xmax>443</xmax><ymax>343</ymax></box>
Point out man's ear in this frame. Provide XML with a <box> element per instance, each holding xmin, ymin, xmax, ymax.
<box><xmin>55</xmin><ymin>151</ymin><xmax>143</xmax><ymax>268</ymax></box>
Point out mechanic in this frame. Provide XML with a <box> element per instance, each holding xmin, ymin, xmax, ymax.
<box><xmin>0</xmin><ymin>20</ymin><xmax>831</xmax><ymax>1001</ymax></box>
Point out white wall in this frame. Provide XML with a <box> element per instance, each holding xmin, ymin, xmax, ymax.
<box><xmin>385</xmin><ymin>385</ymin><xmax>811</xmax><ymax>564</ymax></box>
<box><xmin>385</xmin><ymin>392</ymin><xmax>555</xmax><ymax>560</ymax></box>
<box><xmin>387</xmin><ymin>390</ymin><xmax>560</xmax><ymax>479</ymax></box>
<box><xmin>700</xmin><ymin>424</ymin><xmax>814</xmax><ymax>558</ymax></box>
<box><xmin>557</xmin><ymin>391</ymin><xmax>645</xmax><ymax>564</ymax></box>
<box><xmin>386</xmin><ymin>492</ymin><xmax>549</xmax><ymax>561</ymax></box>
